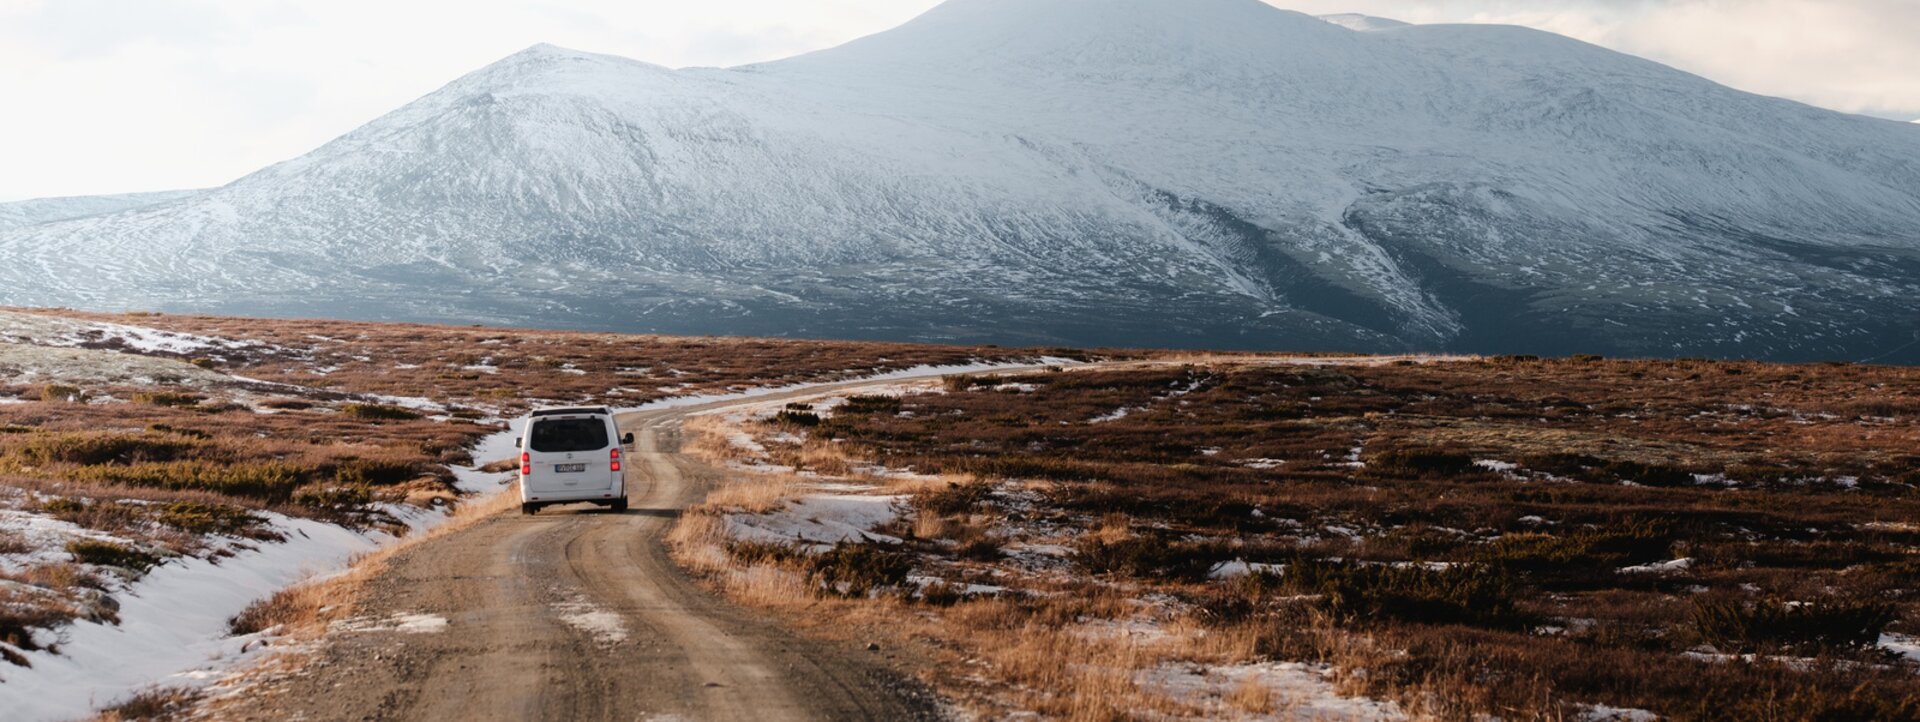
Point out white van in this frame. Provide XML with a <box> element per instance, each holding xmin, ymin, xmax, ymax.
<box><xmin>516</xmin><ymin>406</ymin><xmax>633</xmax><ymax>514</ymax></box>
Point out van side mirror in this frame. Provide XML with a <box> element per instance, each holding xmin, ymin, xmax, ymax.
<box><xmin>622</xmin><ymin>432</ymin><xmax>636</xmax><ymax>446</ymax></box>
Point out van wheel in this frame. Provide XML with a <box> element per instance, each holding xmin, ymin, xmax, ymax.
<box><xmin>521</xmin><ymin>503</ymin><xmax>537</xmax><ymax>516</ymax></box>
<box><xmin>611</xmin><ymin>499</ymin><xmax>628</xmax><ymax>513</ymax></box>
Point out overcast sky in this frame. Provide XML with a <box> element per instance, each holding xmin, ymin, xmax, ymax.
<box><xmin>2</xmin><ymin>0</ymin><xmax>1916</xmax><ymax>201</ymax></box>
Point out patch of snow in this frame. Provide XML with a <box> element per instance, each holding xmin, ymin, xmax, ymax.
<box><xmin>1209</xmin><ymin>560</ymin><xmax>1285</xmax><ymax>579</ymax></box>
<box><xmin>1136</xmin><ymin>660</ymin><xmax>1404</xmax><ymax>721</ymax></box>
<box><xmin>0</xmin><ymin>515</ymin><xmax>385</xmax><ymax>721</ymax></box>
<box><xmin>368</xmin><ymin>394</ymin><xmax>447</xmax><ymax>413</ymax></box>
<box><xmin>1883</xmin><ymin>633</ymin><xmax>1920</xmax><ymax>664</ymax></box>
<box><xmin>553</xmin><ymin>594</ymin><xmax>629</xmax><ymax>646</ymax></box>
<box><xmin>725</xmin><ymin>494</ymin><xmax>905</xmax><ymax>550</ymax></box>
<box><xmin>1617</xmin><ymin>558</ymin><xmax>1693</xmax><ymax>574</ymax></box>
<box><xmin>1581</xmin><ymin>704</ymin><xmax>1661</xmax><ymax>722</ymax></box>
<box><xmin>907</xmin><ymin>575</ymin><xmax>1007</xmax><ymax>597</ymax></box>
<box><xmin>331</xmin><ymin>613</ymin><xmax>450</xmax><ymax>635</ymax></box>
<box><xmin>0</xmin><ymin>508</ymin><xmax>140</xmax><ymax>574</ymax></box>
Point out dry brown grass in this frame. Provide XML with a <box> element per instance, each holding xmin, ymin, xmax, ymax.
<box><xmin>91</xmin><ymin>686</ymin><xmax>203</xmax><ymax>722</ymax></box>
<box><xmin>670</xmin><ymin>358</ymin><xmax>1920</xmax><ymax>721</ymax></box>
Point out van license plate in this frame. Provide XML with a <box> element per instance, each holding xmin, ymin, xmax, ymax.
<box><xmin>556</xmin><ymin>464</ymin><xmax>587</xmax><ymax>473</ymax></box>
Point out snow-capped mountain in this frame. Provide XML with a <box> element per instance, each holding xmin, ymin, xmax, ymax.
<box><xmin>3</xmin><ymin>0</ymin><xmax>1918</xmax><ymax>361</ymax></box>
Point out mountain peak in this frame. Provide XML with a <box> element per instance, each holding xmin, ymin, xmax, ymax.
<box><xmin>776</xmin><ymin>0</ymin><xmax>1350</xmax><ymax>74</ymax></box>
<box><xmin>448</xmin><ymin>42</ymin><xmax>671</xmax><ymax>96</ymax></box>
<box><xmin>494</xmin><ymin>42</ymin><xmax>638</xmax><ymax>66</ymax></box>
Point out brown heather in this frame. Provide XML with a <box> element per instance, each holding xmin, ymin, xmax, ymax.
<box><xmin>678</xmin><ymin>357</ymin><xmax>1920</xmax><ymax>720</ymax></box>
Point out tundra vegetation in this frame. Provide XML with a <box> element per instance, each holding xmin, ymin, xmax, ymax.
<box><xmin>1</xmin><ymin>308</ymin><xmax>1039</xmax><ymax>672</ymax></box>
<box><xmin>675</xmin><ymin>358</ymin><xmax>1920</xmax><ymax>721</ymax></box>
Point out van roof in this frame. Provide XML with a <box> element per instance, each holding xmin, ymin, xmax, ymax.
<box><xmin>528</xmin><ymin>406</ymin><xmax>613</xmax><ymax>418</ymax></box>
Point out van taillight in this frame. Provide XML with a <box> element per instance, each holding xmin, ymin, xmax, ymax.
<box><xmin>521</xmin><ymin>452</ymin><xmax>531</xmax><ymax>475</ymax></box>
<box><xmin>610</xmin><ymin>447</ymin><xmax>622</xmax><ymax>472</ymax></box>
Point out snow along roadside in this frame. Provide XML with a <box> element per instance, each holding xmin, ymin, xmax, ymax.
<box><xmin>0</xmin><ymin>423</ymin><xmax>524</xmax><ymax>722</ymax></box>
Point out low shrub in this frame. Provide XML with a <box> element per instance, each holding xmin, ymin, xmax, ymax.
<box><xmin>326</xmin><ymin>458</ymin><xmax>424</xmax><ymax>486</ymax></box>
<box><xmin>228</xmin><ymin>585</ymin><xmax>319</xmax><ymax>636</ymax></box>
<box><xmin>918</xmin><ymin>580</ymin><xmax>969</xmax><ymax>607</ymax></box>
<box><xmin>727</xmin><ymin>540</ymin><xmax>805</xmax><ymax>566</ymax></box>
<box><xmin>66</xmin><ymin>539</ymin><xmax>162</xmax><ymax>572</ymax></box>
<box><xmin>838</xmin><ymin>395</ymin><xmax>902</xmax><ymax>415</ymax></box>
<box><xmin>81</xmin><ymin>461</ymin><xmax>307</xmax><ymax>502</ymax></box>
<box><xmin>10</xmin><ymin>433</ymin><xmax>204</xmax><ymax>466</ymax></box>
<box><xmin>968</xmin><ymin>455</ymin><xmax>1104</xmax><ymax>482</ymax></box>
<box><xmin>1479</xmin><ymin>523</ymin><xmax>1673</xmax><ymax>580</ymax></box>
<box><xmin>1691</xmin><ymin>595</ymin><xmax>1897</xmax><ymax>655</ymax></box>
<box><xmin>340</xmin><ymin>403</ymin><xmax>421</xmax><ymax>421</ymax></box>
<box><xmin>156</xmin><ymin>502</ymin><xmax>268</xmax><ymax>537</ymax></box>
<box><xmin>1600</xmin><ymin>460</ymin><xmax>1694</xmax><ymax>487</ymax></box>
<box><xmin>131</xmin><ymin>391</ymin><xmax>205</xmax><ymax>408</ymax></box>
<box><xmin>1683</xmin><ymin>686</ymin><xmax>1920</xmax><ymax>722</ymax></box>
<box><xmin>807</xmin><ymin>542</ymin><xmax>914</xmax><ymax>597</ymax></box>
<box><xmin>97</xmin><ymin>686</ymin><xmax>203</xmax><ymax>722</ymax></box>
<box><xmin>1072</xmin><ymin>534</ymin><xmax>1221</xmax><ymax>580</ymax></box>
<box><xmin>291</xmin><ymin>484</ymin><xmax>372</xmax><ymax>510</ymax></box>
<box><xmin>40</xmin><ymin>383</ymin><xmax>84</xmax><ymax>402</ymax></box>
<box><xmin>38</xmin><ymin>497</ymin><xmax>87</xmax><ymax>515</ymax></box>
<box><xmin>145</xmin><ymin>424</ymin><xmax>212</xmax><ymax>440</ymax></box>
<box><xmin>1282</xmin><ymin>557</ymin><xmax>1522</xmax><ymax>628</ymax></box>
<box><xmin>0</xmin><ymin>530</ymin><xmax>28</xmax><ymax>555</ymax></box>
<box><xmin>1370</xmin><ymin>449</ymin><xmax>1475</xmax><ymax>478</ymax></box>
<box><xmin>1519</xmin><ymin>452</ymin><xmax>1605</xmax><ymax>477</ymax></box>
<box><xmin>914</xmin><ymin>480</ymin><xmax>996</xmax><ymax>516</ymax></box>
<box><xmin>772</xmin><ymin>410</ymin><xmax>822</xmax><ymax>427</ymax></box>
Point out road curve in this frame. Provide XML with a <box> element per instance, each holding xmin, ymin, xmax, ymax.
<box><xmin>213</xmin><ymin>374</ymin><xmax>987</xmax><ymax>722</ymax></box>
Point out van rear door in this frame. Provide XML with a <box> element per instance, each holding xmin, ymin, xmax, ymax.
<box><xmin>526</xmin><ymin>416</ymin><xmax>616</xmax><ymax>494</ymax></box>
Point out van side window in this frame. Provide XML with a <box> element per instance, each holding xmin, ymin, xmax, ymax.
<box><xmin>529</xmin><ymin>418</ymin><xmax>610</xmax><ymax>453</ymax></box>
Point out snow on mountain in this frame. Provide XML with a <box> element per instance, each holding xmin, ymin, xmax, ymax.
<box><xmin>0</xmin><ymin>190</ymin><xmax>198</xmax><ymax>233</ymax></box>
<box><xmin>1</xmin><ymin>0</ymin><xmax>1917</xmax><ymax>361</ymax></box>
<box><xmin>1318</xmin><ymin>13</ymin><xmax>1411</xmax><ymax>31</ymax></box>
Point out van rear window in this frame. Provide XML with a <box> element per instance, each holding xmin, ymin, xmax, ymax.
<box><xmin>529</xmin><ymin>418</ymin><xmax>610</xmax><ymax>453</ymax></box>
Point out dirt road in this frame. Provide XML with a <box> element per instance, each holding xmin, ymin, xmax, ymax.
<box><xmin>214</xmin><ymin>377</ymin><xmax>972</xmax><ymax>722</ymax></box>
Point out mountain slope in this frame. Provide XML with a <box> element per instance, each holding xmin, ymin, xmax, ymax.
<box><xmin>0</xmin><ymin>190</ymin><xmax>199</xmax><ymax>233</ymax></box>
<box><xmin>3</xmin><ymin>0</ymin><xmax>1918</xmax><ymax>360</ymax></box>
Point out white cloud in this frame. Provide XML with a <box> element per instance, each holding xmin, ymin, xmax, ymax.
<box><xmin>0</xmin><ymin>0</ymin><xmax>1913</xmax><ymax>201</ymax></box>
